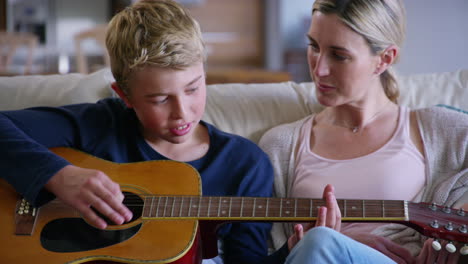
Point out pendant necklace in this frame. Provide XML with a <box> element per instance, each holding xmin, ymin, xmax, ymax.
<box><xmin>334</xmin><ymin>101</ymin><xmax>391</xmax><ymax>133</ymax></box>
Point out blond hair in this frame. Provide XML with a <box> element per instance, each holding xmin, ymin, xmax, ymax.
<box><xmin>313</xmin><ymin>0</ymin><xmax>406</xmax><ymax>103</ymax></box>
<box><xmin>106</xmin><ymin>0</ymin><xmax>205</xmax><ymax>94</ymax></box>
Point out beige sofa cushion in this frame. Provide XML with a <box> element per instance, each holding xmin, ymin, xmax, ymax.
<box><xmin>1</xmin><ymin>68</ymin><xmax>466</xmax><ymax>143</ymax></box>
<box><xmin>0</xmin><ymin>69</ymin><xmax>114</xmax><ymax>111</ymax></box>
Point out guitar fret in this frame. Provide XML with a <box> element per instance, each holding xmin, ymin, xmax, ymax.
<box><xmin>208</xmin><ymin>197</ymin><xmax>212</xmax><ymax>217</ymax></box>
<box><xmin>188</xmin><ymin>197</ymin><xmax>193</xmax><ymax>217</ymax></box>
<box><xmin>163</xmin><ymin>196</ymin><xmax>168</xmax><ymax>217</ymax></box>
<box><xmin>240</xmin><ymin>197</ymin><xmax>244</xmax><ymax>217</ymax></box>
<box><xmin>294</xmin><ymin>199</ymin><xmax>297</xmax><ymax>217</ymax></box>
<box><xmin>197</xmin><ymin>197</ymin><xmax>201</xmax><ymax>217</ymax></box>
<box><xmin>150</xmin><ymin>196</ymin><xmax>155</xmax><ymax>217</ymax></box>
<box><xmin>309</xmin><ymin>199</ymin><xmax>313</xmax><ymax>217</ymax></box>
<box><xmin>218</xmin><ymin>197</ymin><xmax>221</xmax><ymax>217</ymax></box>
<box><xmin>280</xmin><ymin>198</ymin><xmax>283</xmax><ymax>217</ymax></box>
<box><xmin>266</xmin><ymin>199</ymin><xmax>269</xmax><ymax>217</ymax></box>
<box><xmin>171</xmin><ymin>197</ymin><xmax>175</xmax><ymax>217</ymax></box>
<box><xmin>253</xmin><ymin>198</ymin><xmax>256</xmax><ymax>217</ymax></box>
<box><xmin>229</xmin><ymin>197</ymin><xmax>232</xmax><ymax>217</ymax></box>
<box><xmin>156</xmin><ymin>196</ymin><xmax>161</xmax><ymax>217</ymax></box>
<box><xmin>382</xmin><ymin>200</ymin><xmax>385</xmax><ymax>217</ymax></box>
<box><xmin>362</xmin><ymin>200</ymin><xmax>365</xmax><ymax>218</ymax></box>
<box><xmin>344</xmin><ymin>200</ymin><xmax>347</xmax><ymax>217</ymax></box>
<box><xmin>179</xmin><ymin>197</ymin><xmax>184</xmax><ymax>217</ymax></box>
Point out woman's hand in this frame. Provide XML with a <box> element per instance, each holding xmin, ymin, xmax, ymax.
<box><xmin>45</xmin><ymin>165</ymin><xmax>133</xmax><ymax>229</ymax></box>
<box><xmin>288</xmin><ymin>184</ymin><xmax>341</xmax><ymax>251</ymax></box>
<box><xmin>414</xmin><ymin>238</ymin><xmax>460</xmax><ymax>264</ymax></box>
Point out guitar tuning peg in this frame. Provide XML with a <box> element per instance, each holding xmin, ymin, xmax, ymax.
<box><xmin>445</xmin><ymin>242</ymin><xmax>456</xmax><ymax>253</ymax></box>
<box><xmin>432</xmin><ymin>239</ymin><xmax>442</xmax><ymax>251</ymax></box>
<box><xmin>457</xmin><ymin>208</ymin><xmax>466</xmax><ymax>216</ymax></box>
<box><xmin>461</xmin><ymin>244</ymin><xmax>468</xmax><ymax>255</ymax></box>
<box><xmin>429</xmin><ymin>203</ymin><xmax>438</xmax><ymax>211</ymax></box>
<box><xmin>442</xmin><ymin>206</ymin><xmax>451</xmax><ymax>214</ymax></box>
<box><xmin>430</xmin><ymin>220</ymin><xmax>439</xmax><ymax>228</ymax></box>
<box><xmin>459</xmin><ymin>224</ymin><xmax>468</xmax><ymax>234</ymax></box>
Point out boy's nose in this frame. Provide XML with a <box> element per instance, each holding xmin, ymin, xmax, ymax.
<box><xmin>171</xmin><ymin>98</ymin><xmax>187</xmax><ymax>119</ymax></box>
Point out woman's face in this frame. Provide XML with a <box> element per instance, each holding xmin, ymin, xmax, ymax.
<box><xmin>307</xmin><ymin>12</ymin><xmax>382</xmax><ymax>107</ymax></box>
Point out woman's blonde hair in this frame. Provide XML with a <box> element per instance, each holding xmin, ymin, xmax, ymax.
<box><xmin>313</xmin><ymin>0</ymin><xmax>406</xmax><ymax>103</ymax></box>
<box><xmin>106</xmin><ymin>0</ymin><xmax>205</xmax><ymax>95</ymax></box>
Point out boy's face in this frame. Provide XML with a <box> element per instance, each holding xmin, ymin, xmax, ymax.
<box><xmin>122</xmin><ymin>62</ymin><xmax>206</xmax><ymax>147</ymax></box>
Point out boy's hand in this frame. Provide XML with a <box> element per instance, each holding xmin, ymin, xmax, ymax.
<box><xmin>45</xmin><ymin>165</ymin><xmax>133</xmax><ymax>229</ymax></box>
<box><xmin>288</xmin><ymin>184</ymin><xmax>341</xmax><ymax>251</ymax></box>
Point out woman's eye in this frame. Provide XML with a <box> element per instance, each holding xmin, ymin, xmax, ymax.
<box><xmin>308</xmin><ymin>43</ymin><xmax>319</xmax><ymax>52</ymax></box>
<box><xmin>333</xmin><ymin>53</ymin><xmax>348</xmax><ymax>61</ymax></box>
<box><xmin>187</xmin><ymin>87</ymin><xmax>198</xmax><ymax>94</ymax></box>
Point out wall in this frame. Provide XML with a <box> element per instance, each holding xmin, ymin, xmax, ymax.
<box><xmin>277</xmin><ymin>0</ymin><xmax>468</xmax><ymax>78</ymax></box>
<box><xmin>398</xmin><ymin>0</ymin><xmax>468</xmax><ymax>75</ymax></box>
<box><xmin>54</xmin><ymin>0</ymin><xmax>108</xmax><ymax>55</ymax></box>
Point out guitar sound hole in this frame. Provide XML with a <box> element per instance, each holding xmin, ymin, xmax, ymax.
<box><xmin>94</xmin><ymin>192</ymin><xmax>143</xmax><ymax>226</ymax></box>
<box><xmin>40</xmin><ymin>192</ymin><xmax>144</xmax><ymax>253</ymax></box>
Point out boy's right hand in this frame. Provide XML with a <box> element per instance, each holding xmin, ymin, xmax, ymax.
<box><xmin>44</xmin><ymin>165</ymin><xmax>133</xmax><ymax>229</ymax></box>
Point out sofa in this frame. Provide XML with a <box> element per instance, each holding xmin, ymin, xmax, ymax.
<box><xmin>0</xmin><ymin>68</ymin><xmax>467</xmax><ymax>263</ymax></box>
<box><xmin>1</xmin><ymin>68</ymin><xmax>467</xmax><ymax>145</ymax></box>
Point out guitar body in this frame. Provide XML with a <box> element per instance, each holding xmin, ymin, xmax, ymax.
<box><xmin>2</xmin><ymin>148</ymin><xmax>467</xmax><ymax>263</ymax></box>
<box><xmin>0</xmin><ymin>147</ymin><xmax>203</xmax><ymax>264</ymax></box>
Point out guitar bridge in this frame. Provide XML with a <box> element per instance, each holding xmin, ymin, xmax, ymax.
<box><xmin>15</xmin><ymin>198</ymin><xmax>38</xmax><ymax>235</ymax></box>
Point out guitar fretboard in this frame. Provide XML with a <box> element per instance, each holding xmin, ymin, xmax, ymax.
<box><xmin>141</xmin><ymin>196</ymin><xmax>408</xmax><ymax>221</ymax></box>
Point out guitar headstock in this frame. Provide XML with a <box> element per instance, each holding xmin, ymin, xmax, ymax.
<box><xmin>408</xmin><ymin>202</ymin><xmax>468</xmax><ymax>253</ymax></box>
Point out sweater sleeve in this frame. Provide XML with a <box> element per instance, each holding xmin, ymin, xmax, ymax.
<box><xmin>0</xmin><ymin>99</ymin><xmax>121</xmax><ymax>206</ymax></box>
<box><xmin>0</xmin><ymin>109</ymin><xmax>73</xmax><ymax>205</ymax></box>
<box><xmin>415</xmin><ymin>107</ymin><xmax>468</xmax><ymax>206</ymax></box>
<box><xmin>219</xmin><ymin>151</ymin><xmax>291</xmax><ymax>264</ymax></box>
<box><xmin>258</xmin><ymin>118</ymin><xmax>307</xmax><ymax>251</ymax></box>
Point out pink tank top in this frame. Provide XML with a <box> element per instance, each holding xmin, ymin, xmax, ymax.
<box><xmin>292</xmin><ymin>107</ymin><xmax>426</xmax><ymax>201</ymax></box>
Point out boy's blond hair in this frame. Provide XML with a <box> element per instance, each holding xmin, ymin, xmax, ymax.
<box><xmin>106</xmin><ymin>0</ymin><xmax>205</xmax><ymax>95</ymax></box>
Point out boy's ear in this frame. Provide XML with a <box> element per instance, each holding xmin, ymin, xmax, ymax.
<box><xmin>375</xmin><ymin>44</ymin><xmax>398</xmax><ymax>75</ymax></box>
<box><xmin>111</xmin><ymin>82</ymin><xmax>133</xmax><ymax>108</ymax></box>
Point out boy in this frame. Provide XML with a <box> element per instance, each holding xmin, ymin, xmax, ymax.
<box><xmin>0</xmin><ymin>0</ymin><xmax>285</xmax><ymax>263</ymax></box>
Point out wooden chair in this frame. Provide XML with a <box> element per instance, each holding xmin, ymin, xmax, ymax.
<box><xmin>74</xmin><ymin>24</ymin><xmax>110</xmax><ymax>74</ymax></box>
<box><xmin>0</xmin><ymin>31</ymin><xmax>38</xmax><ymax>75</ymax></box>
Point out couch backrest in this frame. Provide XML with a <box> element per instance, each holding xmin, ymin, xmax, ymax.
<box><xmin>1</xmin><ymin>68</ymin><xmax>467</xmax><ymax>143</ymax></box>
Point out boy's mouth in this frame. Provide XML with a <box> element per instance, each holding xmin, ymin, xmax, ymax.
<box><xmin>170</xmin><ymin>123</ymin><xmax>191</xmax><ymax>136</ymax></box>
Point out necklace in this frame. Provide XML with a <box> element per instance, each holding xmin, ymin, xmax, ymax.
<box><xmin>332</xmin><ymin>101</ymin><xmax>391</xmax><ymax>133</ymax></box>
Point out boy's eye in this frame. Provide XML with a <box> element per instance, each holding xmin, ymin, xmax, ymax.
<box><xmin>153</xmin><ymin>97</ymin><xmax>168</xmax><ymax>104</ymax></box>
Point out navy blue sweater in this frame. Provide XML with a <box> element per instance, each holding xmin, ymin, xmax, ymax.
<box><xmin>0</xmin><ymin>98</ymin><xmax>288</xmax><ymax>264</ymax></box>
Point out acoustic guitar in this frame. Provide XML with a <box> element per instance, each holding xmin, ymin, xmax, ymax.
<box><xmin>1</xmin><ymin>147</ymin><xmax>467</xmax><ymax>264</ymax></box>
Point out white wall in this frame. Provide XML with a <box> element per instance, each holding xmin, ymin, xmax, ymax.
<box><xmin>397</xmin><ymin>0</ymin><xmax>468</xmax><ymax>75</ymax></box>
<box><xmin>54</xmin><ymin>0</ymin><xmax>109</xmax><ymax>55</ymax></box>
<box><xmin>277</xmin><ymin>0</ymin><xmax>468</xmax><ymax>76</ymax></box>
<box><xmin>280</xmin><ymin>0</ymin><xmax>312</xmax><ymax>50</ymax></box>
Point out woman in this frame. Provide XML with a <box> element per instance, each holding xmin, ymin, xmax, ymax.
<box><xmin>260</xmin><ymin>0</ymin><xmax>468</xmax><ymax>263</ymax></box>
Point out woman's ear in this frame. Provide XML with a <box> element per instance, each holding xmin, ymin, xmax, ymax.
<box><xmin>375</xmin><ymin>45</ymin><xmax>398</xmax><ymax>75</ymax></box>
<box><xmin>111</xmin><ymin>82</ymin><xmax>133</xmax><ymax>108</ymax></box>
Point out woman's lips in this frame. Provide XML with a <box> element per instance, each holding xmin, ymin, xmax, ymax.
<box><xmin>317</xmin><ymin>82</ymin><xmax>335</xmax><ymax>92</ymax></box>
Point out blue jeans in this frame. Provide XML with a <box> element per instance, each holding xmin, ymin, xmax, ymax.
<box><xmin>286</xmin><ymin>226</ymin><xmax>396</xmax><ymax>264</ymax></box>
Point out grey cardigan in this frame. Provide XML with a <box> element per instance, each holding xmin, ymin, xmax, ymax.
<box><xmin>259</xmin><ymin>106</ymin><xmax>468</xmax><ymax>256</ymax></box>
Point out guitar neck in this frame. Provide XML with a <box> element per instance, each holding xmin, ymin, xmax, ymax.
<box><xmin>141</xmin><ymin>196</ymin><xmax>408</xmax><ymax>222</ymax></box>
